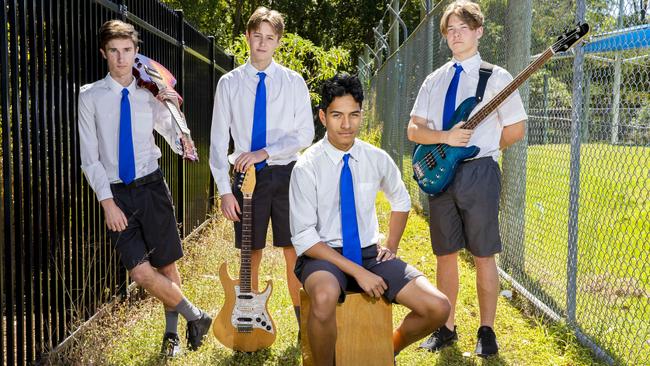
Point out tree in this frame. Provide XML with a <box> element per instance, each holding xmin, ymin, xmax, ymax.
<box><xmin>228</xmin><ymin>32</ymin><xmax>350</xmax><ymax>105</ymax></box>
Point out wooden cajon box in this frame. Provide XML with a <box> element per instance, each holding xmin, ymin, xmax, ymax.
<box><xmin>300</xmin><ymin>289</ymin><xmax>394</xmax><ymax>366</ymax></box>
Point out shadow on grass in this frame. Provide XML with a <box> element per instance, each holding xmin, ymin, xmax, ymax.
<box><xmin>211</xmin><ymin>343</ymin><xmax>300</xmax><ymax>366</ymax></box>
<box><xmin>433</xmin><ymin>344</ymin><xmax>509</xmax><ymax>366</ymax></box>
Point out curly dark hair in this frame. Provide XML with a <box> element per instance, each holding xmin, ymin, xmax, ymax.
<box><xmin>320</xmin><ymin>73</ymin><xmax>364</xmax><ymax>111</ymax></box>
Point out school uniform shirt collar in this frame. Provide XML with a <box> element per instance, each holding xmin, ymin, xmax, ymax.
<box><xmin>451</xmin><ymin>52</ymin><xmax>482</xmax><ymax>76</ymax></box>
<box><xmin>244</xmin><ymin>59</ymin><xmax>278</xmax><ymax>79</ymax></box>
<box><xmin>322</xmin><ymin>134</ymin><xmax>360</xmax><ymax>165</ymax></box>
<box><xmin>104</xmin><ymin>73</ymin><xmax>137</xmax><ymax>96</ymax></box>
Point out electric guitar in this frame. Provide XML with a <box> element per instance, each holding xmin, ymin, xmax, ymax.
<box><xmin>412</xmin><ymin>23</ymin><xmax>590</xmax><ymax>195</ymax></box>
<box><xmin>132</xmin><ymin>53</ymin><xmax>199</xmax><ymax>161</ymax></box>
<box><xmin>213</xmin><ymin>166</ymin><xmax>276</xmax><ymax>351</ymax></box>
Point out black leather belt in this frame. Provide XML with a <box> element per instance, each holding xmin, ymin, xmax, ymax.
<box><xmin>111</xmin><ymin>169</ymin><xmax>163</xmax><ymax>189</ymax></box>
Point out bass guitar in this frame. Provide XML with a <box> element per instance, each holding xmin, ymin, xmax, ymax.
<box><xmin>132</xmin><ymin>54</ymin><xmax>199</xmax><ymax>161</ymax></box>
<box><xmin>213</xmin><ymin>165</ymin><xmax>276</xmax><ymax>351</ymax></box>
<box><xmin>412</xmin><ymin>23</ymin><xmax>589</xmax><ymax>195</ymax></box>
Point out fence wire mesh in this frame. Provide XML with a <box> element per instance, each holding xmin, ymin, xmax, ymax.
<box><xmin>361</xmin><ymin>1</ymin><xmax>649</xmax><ymax>365</ymax></box>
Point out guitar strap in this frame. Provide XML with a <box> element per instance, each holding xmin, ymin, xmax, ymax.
<box><xmin>475</xmin><ymin>61</ymin><xmax>494</xmax><ymax>102</ymax></box>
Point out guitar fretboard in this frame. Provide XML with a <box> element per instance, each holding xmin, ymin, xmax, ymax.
<box><xmin>464</xmin><ymin>48</ymin><xmax>554</xmax><ymax>130</ymax></box>
<box><xmin>239</xmin><ymin>197</ymin><xmax>253</xmax><ymax>293</ymax></box>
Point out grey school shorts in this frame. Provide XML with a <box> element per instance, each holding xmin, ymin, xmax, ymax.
<box><xmin>427</xmin><ymin>157</ymin><xmax>502</xmax><ymax>257</ymax></box>
<box><xmin>294</xmin><ymin>245</ymin><xmax>423</xmax><ymax>303</ymax></box>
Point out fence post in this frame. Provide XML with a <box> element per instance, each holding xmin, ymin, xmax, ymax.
<box><xmin>175</xmin><ymin>9</ymin><xmax>186</xmax><ymax>237</ymax></box>
<box><xmin>208</xmin><ymin>35</ymin><xmax>216</xmax><ymax>212</ymax></box>
<box><xmin>500</xmin><ymin>0</ymin><xmax>532</xmax><ymax>277</ymax></box>
<box><xmin>567</xmin><ymin>0</ymin><xmax>587</xmax><ymax>327</ymax></box>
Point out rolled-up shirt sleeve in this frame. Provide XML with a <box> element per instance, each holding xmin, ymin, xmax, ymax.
<box><xmin>289</xmin><ymin>162</ymin><xmax>322</xmax><ymax>256</ymax></box>
<box><xmin>379</xmin><ymin>151</ymin><xmax>411</xmax><ymax>212</ymax></box>
<box><xmin>78</xmin><ymin>90</ymin><xmax>113</xmax><ymax>202</ymax></box>
<box><xmin>209</xmin><ymin>77</ymin><xmax>234</xmax><ymax>196</ymax></box>
<box><xmin>263</xmin><ymin>76</ymin><xmax>314</xmax><ymax>159</ymax></box>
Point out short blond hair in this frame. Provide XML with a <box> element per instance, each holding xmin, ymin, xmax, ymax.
<box><xmin>99</xmin><ymin>20</ymin><xmax>139</xmax><ymax>50</ymax></box>
<box><xmin>246</xmin><ymin>7</ymin><xmax>285</xmax><ymax>37</ymax></box>
<box><xmin>440</xmin><ymin>1</ymin><xmax>484</xmax><ymax>35</ymax></box>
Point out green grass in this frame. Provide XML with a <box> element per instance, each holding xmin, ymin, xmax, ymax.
<box><xmin>52</xmin><ymin>197</ymin><xmax>605</xmax><ymax>365</ymax></box>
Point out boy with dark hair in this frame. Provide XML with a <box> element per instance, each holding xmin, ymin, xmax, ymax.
<box><xmin>78</xmin><ymin>19</ymin><xmax>212</xmax><ymax>357</ymax></box>
<box><xmin>407</xmin><ymin>0</ymin><xmax>527</xmax><ymax>357</ymax></box>
<box><xmin>209</xmin><ymin>6</ymin><xmax>314</xmax><ymax>329</ymax></box>
<box><xmin>290</xmin><ymin>73</ymin><xmax>450</xmax><ymax>365</ymax></box>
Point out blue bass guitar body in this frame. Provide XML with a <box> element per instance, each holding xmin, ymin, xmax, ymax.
<box><xmin>412</xmin><ymin>97</ymin><xmax>481</xmax><ymax>196</ymax></box>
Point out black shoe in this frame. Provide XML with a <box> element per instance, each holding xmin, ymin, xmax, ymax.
<box><xmin>160</xmin><ymin>332</ymin><xmax>181</xmax><ymax>357</ymax></box>
<box><xmin>418</xmin><ymin>325</ymin><xmax>458</xmax><ymax>352</ymax></box>
<box><xmin>475</xmin><ymin>326</ymin><xmax>499</xmax><ymax>357</ymax></box>
<box><xmin>186</xmin><ymin>311</ymin><xmax>212</xmax><ymax>351</ymax></box>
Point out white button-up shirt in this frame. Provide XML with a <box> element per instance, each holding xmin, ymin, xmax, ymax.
<box><xmin>78</xmin><ymin>73</ymin><xmax>179</xmax><ymax>201</ymax></box>
<box><xmin>410</xmin><ymin>53</ymin><xmax>527</xmax><ymax>161</ymax></box>
<box><xmin>289</xmin><ymin>137</ymin><xmax>411</xmax><ymax>256</ymax></box>
<box><xmin>209</xmin><ymin>59</ymin><xmax>314</xmax><ymax>195</ymax></box>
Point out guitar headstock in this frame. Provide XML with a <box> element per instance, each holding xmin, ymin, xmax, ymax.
<box><xmin>553</xmin><ymin>22</ymin><xmax>590</xmax><ymax>53</ymax></box>
<box><xmin>236</xmin><ymin>165</ymin><xmax>256</xmax><ymax>199</ymax></box>
<box><xmin>133</xmin><ymin>54</ymin><xmax>177</xmax><ymax>92</ymax></box>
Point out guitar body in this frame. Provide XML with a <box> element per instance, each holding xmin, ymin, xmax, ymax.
<box><xmin>213</xmin><ymin>166</ymin><xmax>276</xmax><ymax>352</ymax></box>
<box><xmin>213</xmin><ymin>263</ymin><xmax>276</xmax><ymax>352</ymax></box>
<box><xmin>412</xmin><ymin>97</ymin><xmax>481</xmax><ymax>196</ymax></box>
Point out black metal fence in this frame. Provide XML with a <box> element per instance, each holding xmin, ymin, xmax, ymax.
<box><xmin>0</xmin><ymin>0</ymin><xmax>233</xmax><ymax>364</ymax></box>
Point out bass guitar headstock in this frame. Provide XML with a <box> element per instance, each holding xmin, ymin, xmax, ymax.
<box><xmin>553</xmin><ymin>22</ymin><xmax>590</xmax><ymax>53</ymax></box>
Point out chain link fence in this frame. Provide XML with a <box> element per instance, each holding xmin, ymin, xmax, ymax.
<box><xmin>360</xmin><ymin>0</ymin><xmax>649</xmax><ymax>364</ymax></box>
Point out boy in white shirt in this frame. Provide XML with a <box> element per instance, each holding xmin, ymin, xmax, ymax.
<box><xmin>407</xmin><ymin>1</ymin><xmax>527</xmax><ymax>357</ymax></box>
<box><xmin>209</xmin><ymin>7</ymin><xmax>314</xmax><ymax>329</ymax></box>
<box><xmin>290</xmin><ymin>73</ymin><xmax>450</xmax><ymax>365</ymax></box>
<box><xmin>78</xmin><ymin>20</ymin><xmax>212</xmax><ymax>357</ymax></box>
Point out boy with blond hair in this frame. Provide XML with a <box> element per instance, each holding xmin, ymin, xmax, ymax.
<box><xmin>408</xmin><ymin>1</ymin><xmax>527</xmax><ymax>357</ymax></box>
<box><xmin>210</xmin><ymin>7</ymin><xmax>314</xmax><ymax>331</ymax></box>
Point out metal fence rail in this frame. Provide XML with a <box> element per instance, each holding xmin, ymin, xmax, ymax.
<box><xmin>360</xmin><ymin>0</ymin><xmax>649</xmax><ymax>365</ymax></box>
<box><xmin>0</xmin><ymin>0</ymin><xmax>233</xmax><ymax>364</ymax></box>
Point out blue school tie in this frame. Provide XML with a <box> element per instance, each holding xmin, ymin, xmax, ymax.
<box><xmin>340</xmin><ymin>153</ymin><xmax>362</xmax><ymax>265</ymax></box>
<box><xmin>119</xmin><ymin>88</ymin><xmax>135</xmax><ymax>184</ymax></box>
<box><xmin>442</xmin><ymin>63</ymin><xmax>463</xmax><ymax>131</ymax></box>
<box><xmin>251</xmin><ymin>72</ymin><xmax>267</xmax><ymax>170</ymax></box>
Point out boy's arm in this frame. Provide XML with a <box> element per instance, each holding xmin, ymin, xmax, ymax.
<box><xmin>78</xmin><ymin>90</ymin><xmax>128</xmax><ymax>231</ymax></box>
<box><xmin>500</xmin><ymin>120</ymin><xmax>526</xmax><ymax>150</ymax></box>
<box><xmin>152</xmin><ymin>88</ymin><xmax>184</xmax><ymax>155</ymax></box>
<box><xmin>262</xmin><ymin>77</ymin><xmax>314</xmax><ymax>158</ymax></box>
<box><xmin>209</xmin><ymin>78</ymin><xmax>234</xmax><ymax>196</ymax></box>
<box><xmin>378</xmin><ymin>151</ymin><xmax>410</xmax><ymax>257</ymax></box>
<box><xmin>78</xmin><ymin>90</ymin><xmax>112</xmax><ymax>202</ymax></box>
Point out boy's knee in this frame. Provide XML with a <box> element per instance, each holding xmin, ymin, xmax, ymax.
<box><xmin>129</xmin><ymin>262</ymin><xmax>155</xmax><ymax>288</ymax></box>
<box><xmin>309</xmin><ymin>287</ymin><xmax>339</xmax><ymax>323</ymax></box>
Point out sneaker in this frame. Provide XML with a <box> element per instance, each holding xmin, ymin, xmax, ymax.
<box><xmin>186</xmin><ymin>311</ymin><xmax>213</xmax><ymax>351</ymax></box>
<box><xmin>418</xmin><ymin>325</ymin><xmax>458</xmax><ymax>352</ymax></box>
<box><xmin>475</xmin><ymin>326</ymin><xmax>499</xmax><ymax>357</ymax></box>
<box><xmin>160</xmin><ymin>332</ymin><xmax>181</xmax><ymax>357</ymax></box>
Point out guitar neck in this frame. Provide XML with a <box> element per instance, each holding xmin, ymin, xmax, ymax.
<box><xmin>464</xmin><ymin>48</ymin><xmax>555</xmax><ymax>130</ymax></box>
<box><xmin>163</xmin><ymin>100</ymin><xmax>191</xmax><ymax>135</ymax></box>
<box><xmin>239</xmin><ymin>196</ymin><xmax>253</xmax><ymax>293</ymax></box>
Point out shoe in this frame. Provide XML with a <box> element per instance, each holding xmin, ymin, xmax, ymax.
<box><xmin>160</xmin><ymin>332</ymin><xmax>181</xmax><ymax>357</ymax></box>
<box><xmin>418</xmin><ymin>325</ymin><xmax>458</xmax><ymax>352</ymax></box>
<box><xmin>475</xmin><ymin>326</ymin><xmax>499</xmax><ymax>357</ymax></box>
<box><xmin>186</xmin><ymin>311</ymin><xmax>213</xmax><ymax>351</ymax></box>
